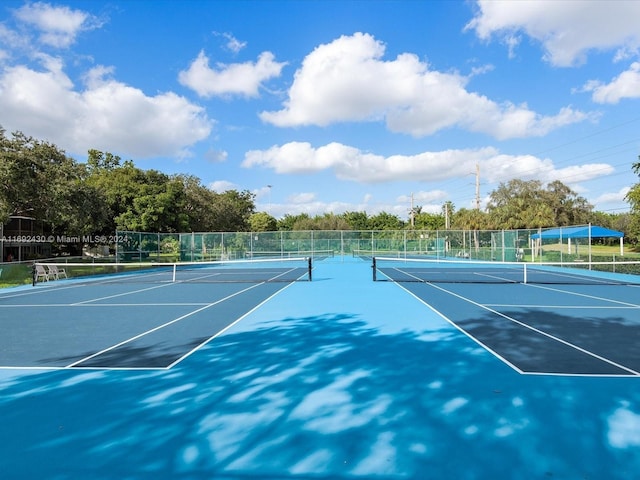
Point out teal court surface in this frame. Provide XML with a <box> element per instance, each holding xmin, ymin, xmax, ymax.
<box><xmin>1</xmin><ymin>256</ymin><xmax>640</xmax><ymax>479</ymax></box>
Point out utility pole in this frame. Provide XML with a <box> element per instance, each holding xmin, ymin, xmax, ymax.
<box><xmin>445</xmin><ymin>202</ymin><xmax>450</xmax><ymax>229</ymax></box>
<box><xmin>410</xmin><ymin>192</ymin><xmax>415</xmax><ymax>228</ymax></box>
<box><xmin>475</xmin><ymin>163</ymin><xmax>480</xmax><ymax>210</ymax></box>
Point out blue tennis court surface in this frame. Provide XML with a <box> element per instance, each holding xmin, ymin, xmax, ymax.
<box><xmin>0</xmin><ymin>281</ymin><xmax>296</xmax><ymax>368</ymax></box>
<box><xmin>396</xmin><ymin>281</ymin><xmax>640</xmax><ymax>376</ymax></box>
<box><xmin>1</xmin><ymin>257</ymin><xmax>640</xmax><ymax>478</ymax></box>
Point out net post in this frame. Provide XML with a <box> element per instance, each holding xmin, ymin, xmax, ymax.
<box><xmin>372</xmin><ymin>257</ymin><xmax>377</xmax><ymax>281</ymax></box>
<box><xmin>308</xmin><ymin>257</ymin><xmax>312</xmax><ymax>281</ymax></box>
<box><xmin>32</xmin><ymin>263</ymin><xmax>37</xmax><ymax>286</ymax></box>
<box><xmin>523</xmin><ymin>263</ymin><xmax>527</xmax><ymax>284</ymax></box>
<box><xmin>172</xmin><ymin>264</ymin><xmax>177</xmax><ymax>282</ymax></box>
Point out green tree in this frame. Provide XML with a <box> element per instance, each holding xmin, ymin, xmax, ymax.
<box><xmin>85</xmin><ymin>154</ymin><xmax>145</xmax><ymax>234</ymax></box>
<box><xmin>208</xmin><ymin>190</ymin><xmax>256</xmax><ymax>231</ymax></box>
<box><xmin>543</xmin><ymin>180</ymin><xmax>593</xmax><ymax>226</ymax></box>
<box><xmin>487</xmin><ymin>179</ymin><xmax>568</xmax><ymax>229</ymax></box>
<box><xmin>414</xmin><ymin>211</ymin><xmax>445</xmax><ymax>230</ymax></box>
<box><xmin>277</xmin><ymin>214</ymin><xmax>304</xmax><ymax>231</ymax></box>
<box><xmin>249</xmin><ymin>212</ymin><xmax>277</xmax><ymax>231</ymax></box>
<box><xmin>0</xmin><ymin>128</ymin><xmax>108</xmax><ymax>233</ymax></box>
<box><xmin>177</xmin><ymin>174</ymin><xmax>218</xmax><ymax>231</ymax></box>
<box><xmin>342</xmin><ymin>211</ymin><xmax>369</xmax><ymax>230</ymax></box>
<box><xmin>408</xmin><ymin>205</ymin><xmax>421</xmax><ymax>228</ymax></box>
<box><xmin>87</xmin><ymin>149</ymin><xmax>122</xmax><ymax>172</ymax></box>
<box><xmin>451</xmin><ymin>208</ymin><xmax>489</xmax><ymax>251</ymax></box>
<box><xmin>487</xmin><ymin>180</ymin><xmax>540</xmax><ymax>228</ymax></box>
<box><xmin>452</xmin><ymin>208</ymin><xmax>488</xmax><ymax>231</ymax></box>
<box><xmin>368</xmin><ymin>212</ymin><xmax>405</xmax><ymax>230</ymax></box>
<box><xmin>588</xmin><ymin>211</ymin><xmax>616</xmax><ymax>230</ymax></box>
<box><xmin>116</xmin><ymin>175</ymin><xmax>189</xmax><ymax>232</ymax></box>
<box><xmin>54</xmin><ymin>164</ymin><xmax>110</xmax><ymax>236</ymax></box>
<box><xmin>487</xmin><ymin>179</ymin><xmax>593</xmax><ymax>229</ymax></box>
<box><xmin>311</xmin><ymin>213</ymin><xmax>351</xmax><ymax>230</ymax></box>
<box><xmin>86</xmin><ymin>155</ymin><xmax>197</xmax><ymax>233</ymax></box>
<box><xmin>442</xmin><ymin>201</ymin><xmax>455</xmax><ymax>229</ymax></box>
<box><xmin>626</xmin><ymin>159</ymin><xmax>640</xmax><ymax>240</ymax></box>
<box><xmin>291</xmin><ymin>214</ymin><xmax>316</xmax><ymax>230</ymax></box>
<box><xmin>276</xmin><ymin>213</ymin><xmax>327</xmax><ymax>231</ymax></box>
<box><xmin>611</xmin><ymin>212</ymin><xmax>632</xmax><ymax>235</ymax></box>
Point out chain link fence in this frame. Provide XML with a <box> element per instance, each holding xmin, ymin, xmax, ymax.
<box><xmin>113</xmin><ymin>227</ymin><xmax>625</xmax><ymax>263</ymax></box>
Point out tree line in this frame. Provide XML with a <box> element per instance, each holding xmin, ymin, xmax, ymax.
<box><xmin>1</xmin><ymin>128</ymin><xmax>639</xmax><ymax>243</ymax></box>
<box><xmin>0</xmin><ymin>129</ymin><xmax>255</xmax><ymax>236</ymax></box>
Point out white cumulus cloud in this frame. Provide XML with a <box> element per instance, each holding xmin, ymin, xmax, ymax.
<box><xmin>259</xmin><ymin>33</ymin><xmax>588</xmax><ymax>139</ymax></box>
<box><xmin>179</xmin><ymin>50</ymin><xmax>286</xmax><ymax>98</ymax></box>
<box><xmin>0</xmin><ymin>59</ymin><xmax>212</xmax><ymax>158</ymax></box>
<box><xmin>242</xmin><ymin>141</ymin><xmax>610</xmax><ymax>186</ymax></box>
<box><xmin>397</xmin><ymin>190</ymin><xmax>449</xmax><ymax>205</ymax></box>
<box><xmin>212</xmin><ymin>31</ymin><xmax>247</xmax><ymax>54</ymax></box>
<box><xmin>209</xmin><ymin>180</ymin><xmax>237</xmax><ymax>192</ymax></box>
<box><xmin>466</xmin><ymin>0</ymin><xmax>640</xmax><ymax>67</ymax></box>
<box><xmin>14</xmin><ymin>1</ymin><xmax>102</xmax><ymax>48</ymax></box>
<box><xmin>582</xmin><ymin>62</ymin><xmax>640</xmax><ymax>104</ymax></box>
<box><xmin>594</xmin><ymin>187</ymin><xmax>631</xmax><ymax>205</ymax></box>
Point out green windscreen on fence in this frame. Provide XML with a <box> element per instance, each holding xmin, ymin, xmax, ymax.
<box><xmin>112</xmin><ymin>226</ymin><xmax>626</xmax><ymax>264</ymax></box>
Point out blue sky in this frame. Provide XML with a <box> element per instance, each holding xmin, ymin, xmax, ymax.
<box><xmin>1</xmin><ymin>1</ymin><xmax>640</xmax><ymax>220</ymax></box>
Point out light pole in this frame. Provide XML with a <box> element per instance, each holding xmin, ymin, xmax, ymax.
<box><xmin>267</xmin><ymin>185</ymin><xmax>272</xmax><ymax>215</ymax></box>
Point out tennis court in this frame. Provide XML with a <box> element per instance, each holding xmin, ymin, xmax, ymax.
<box><xmin>374</xmin><ymin>256</ymin><xmax>640</xmax><ymax>376</ymax></box>
<box><xmin>1</xmin><ymin>256</ymin><xmax>640</xmax><ymax>478</ymax></box>
<box><xmin>1</xmin><ymin>258</ymin><xmax>311</xmax><ymax>369</ymax></box>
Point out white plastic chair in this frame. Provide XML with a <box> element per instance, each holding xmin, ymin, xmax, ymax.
<box><xmin>47</xmin><ymin>264</ymin><xmax>67</xmax><ymax>280</ymax></box>
<box><xmin>35</xmin><ymin>264</ymin><xmax>49</xmax><ymax>282</ymax></box>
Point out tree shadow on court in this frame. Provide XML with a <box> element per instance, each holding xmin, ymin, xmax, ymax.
<box><xmin>2</xmin><ymin>311</ymin><xmax>640</xmax><ymax>479</ymax></box>
<box><xmin>456</xmin><ymin>308</ymin><xmax>640</xmax><ymax>375</ymax></box>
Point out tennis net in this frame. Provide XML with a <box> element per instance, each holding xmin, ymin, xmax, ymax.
<box><xmin>372</xmin><ymin>256</ymin><xmax>640</xmax><ymax>285</ymax></box>
<box><xmin>33</xmin><ymin>257</ymin><xmax>312</xmax><ymax>285</ymax></box>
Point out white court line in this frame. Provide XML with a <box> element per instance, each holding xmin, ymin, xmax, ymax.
<box><xmin>525</xmin><ymin>283</ymin><xmax>640</xmax><ymax>308</ymax></box>
<box><xmin>71</xmin><ymin>282</ymin><xmax>178</xmax><ymax>305</ymax></box>
<box><xmin>69</xmin><ymin>266</ymin><xmax>304</xmax><ymax>305</ymax></box>
<box><xmin>0</xmin><ymin>303</ymin><xmax>211</xmax><ymax>308</ymax></box>
<box><xmin>164</xmin><ymin>280</ymin><xmax>298</xmax><ymax>369</ymax></box>
<box><xmin>10</xmin><ymin>301</ymin><xmax>633</xmax><ymax>310</ymax></box>
<box><xmin>391</xmin><ymin>282</ymin><xmax>526</xmax><ymax>375</ymax></box>
<box><xmin>485</xmin><ymin>304</ymin><xmax>640</xmax><ymax>309</ymax></box>
<box><xmin>58</xmin><ymin>268</ymin><xmax>244</xmax><ymax>305</ymax></box>
<box><xmin>393</xmin><ymin>281</ymin><xmax>640</xmax><ymax>376</ymax></box>
<box><xmin>0</xmin><ymin>269</ymin><xmax>171</xmax><ymax>300</ymax></box>
<box><xmin>0</xmin><ymin>282</ymin><xmax>92</xmax><ymax>299</ymax></box>
<box><xmin>66</xmin><ymin>282</ymin><xmax>265</xmax><ymax>368</ymax></box>
<box><xmin>431</xmin><ymin>282</ymin><xmax>640</xmax><ymax>375</ymax></box>
<box><xmin>70</xmin><ymin>269</ymin><xmax>228</xmax><ymax>305</ymax></box>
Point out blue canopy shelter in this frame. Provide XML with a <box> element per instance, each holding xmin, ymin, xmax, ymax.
<box><xmin>530</xmin><ymin>224</ymin><xmax>624</xmax><ymax>259</ymax></box>
<box><xmin>531</xmin><ymin>225</ymin><xmax>623</xmax><ymax>240</ymax></box>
